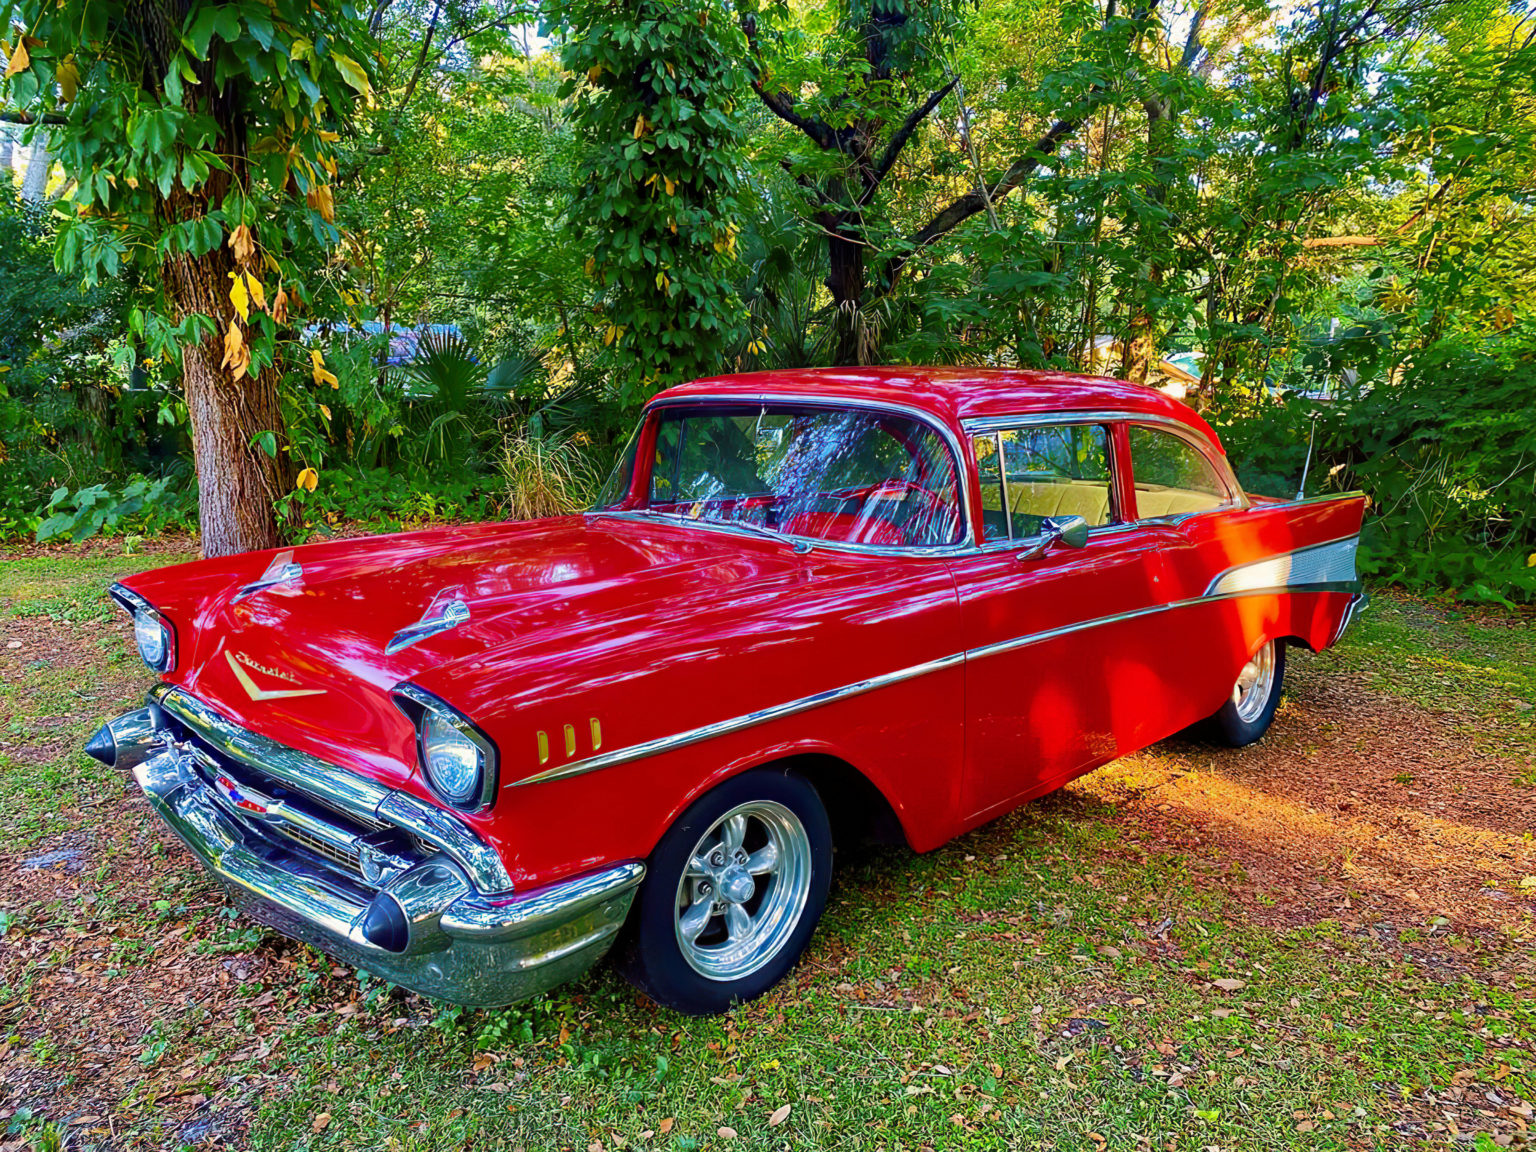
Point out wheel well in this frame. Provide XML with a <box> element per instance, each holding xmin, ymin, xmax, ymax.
<box><xmin>772</xmin><ymin>753</ymin><xmax>908</xmax><ymax>850</ymax></box>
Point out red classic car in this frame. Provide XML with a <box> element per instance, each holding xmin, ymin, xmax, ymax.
<box><xmin>87</xmin><ymin>368</ymin><xmax>1367</xmax><ymax>1014</ymax></box>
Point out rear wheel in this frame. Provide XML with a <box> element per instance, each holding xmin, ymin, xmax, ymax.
<box><xmin>1210</xmin><ymin>640</ymin><xmax>1285</xmax><ymax>747</ymax></box>
<box><xmin>617</xmin><ymin>768</ymin><xmax>832</xmax><ymax>1015</ymax></box>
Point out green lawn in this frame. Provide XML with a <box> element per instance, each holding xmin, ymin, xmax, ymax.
<box><xmin>0</xmin><ymin>549</ymin><xmax>1531</xmax><ymax>1151</ymax></box>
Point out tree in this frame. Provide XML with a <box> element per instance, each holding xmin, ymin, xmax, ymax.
<box><xmin>2</xmin><ymin>2</ymin><xmax>373</xmax><ymax>556</ymax></box>
<box><xmin>548</xmin><ymin>0</ymin><xmax>751</xmax><ymax>403</ymax></box>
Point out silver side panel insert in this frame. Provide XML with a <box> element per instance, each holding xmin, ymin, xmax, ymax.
<box><xmin>1205</xmin><ymin>536</ymin><xmax>1359</xmax><ymax>597</ymax></box>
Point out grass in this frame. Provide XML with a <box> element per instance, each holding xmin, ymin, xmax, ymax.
<box><xmin>0</xmin><ymin>547</ymin><xmax>1531</xmax><ymax>1150</ymax></box>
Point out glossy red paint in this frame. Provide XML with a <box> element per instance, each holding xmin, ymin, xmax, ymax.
<box><xmin>119</xmin><ymin>369</ymin><xmax>1364</xmax><ymax>893</ymax></box>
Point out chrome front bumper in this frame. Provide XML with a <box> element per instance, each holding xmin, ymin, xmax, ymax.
<box><xmin>98</xmin><ymin>691</ymin><xmax>643</xmax><ymax>1007</ymax></box>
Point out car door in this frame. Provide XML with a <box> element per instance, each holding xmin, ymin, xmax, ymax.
<box><xmin>946</xmin><ymin>418</ymin><xmax>1169</xmax><ymax>822</ymax></box>
<box><xmin>1119</xmin><ymin>422</ymin><xmax>1256</xmax><ymax>730</ymax></box>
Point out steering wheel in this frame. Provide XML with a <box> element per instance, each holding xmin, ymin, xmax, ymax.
<box><xmin>826</xmin><ymin>478</ymin><xmax>953</xmax><ymax>541</ymax></box>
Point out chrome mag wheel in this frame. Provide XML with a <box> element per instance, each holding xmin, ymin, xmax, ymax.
<box><xmin>674</xmin><ymin>800</ymin><xmax>813</xmax><ymax>982</ymax></box>
<box><xmin>1231</xmin><ymin>641</ymin><xmax>1277</xmax><ymax>724</ymax></box>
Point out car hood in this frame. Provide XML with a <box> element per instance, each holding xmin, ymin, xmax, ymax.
<box><xmin>126</xmin><ymin>515</ymin><xmax>805</xmax><ymax>785</ymax></box>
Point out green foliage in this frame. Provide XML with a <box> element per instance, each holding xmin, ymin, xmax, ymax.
<box><xmin>34</xmin><ymin>476</ymin><xmax>195</xmax><ymax>543</ymax></box>
<box><xmin>1</xmin><ymin>1</ymin><xmax>374</xmax><ymax>369</ymax></box>
<box><xmin>549</xmin><ymin>0</ymin><xmax>751</xmax><ymax>403</ymax></box>
<box><xmin>276</xmin><ymin>464</ymin><xmax>501</xmax><ymax>541</ymax></box>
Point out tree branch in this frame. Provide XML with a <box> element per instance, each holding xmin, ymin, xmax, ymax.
<box><xmin>0</xmin><ymin>110</ymin><xmax>66</xmax><ymax>125</ymax></box>
<box><xmin>865</xmin><ymin>77</ymin><xmax>959</xmax><ymax>194</ymax></box>
<box><xmin>737</xmin><ymin>8</ymin><xmax>833</xmax><ymax>148</ymax></box>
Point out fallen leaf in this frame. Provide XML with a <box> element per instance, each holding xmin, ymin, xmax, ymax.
<box><xmin>1212</xmin><ymin>978</ymin><xmax>1246</xmax><ymax>992</ymax></box>
<box><xmin>768</xmin><ymin>1104</ymin><xmax>791</xmax><ymax>1127</ymax></box>
<box><xmin>717</xmin><ymin>1127</ymin><xmax>737</xmax><ymax>1140</ymax></box>
<box><xmin>312</xmin><ymin>1113</ymin><xmax>331</xmax><ymax>1132</ymax></box>
<box><xmin>658</xmin><ymin>1118</ymin><xmax>674</xmax><ymax>1134</ymax></box>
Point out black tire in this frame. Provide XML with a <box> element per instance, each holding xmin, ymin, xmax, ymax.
<box><xmin>616</xmin><ymin>767</ymin><xmax>833</xmax><ymax>1015</ymax></box>
<box><xmin>1210</xmin><ymin>640</ymin><xmax>1286</xmax><ymax>747</ymax></box>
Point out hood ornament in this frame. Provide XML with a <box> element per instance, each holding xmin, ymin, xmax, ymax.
<box><xmin>387</xmin><ymin>587</ymin><xmax>471</xmax><ymax>655</ymax></box>
<box><xmin>233</xmin><ymin>550</ymin><xmax>303</xmax><ymax>602</ymax></box>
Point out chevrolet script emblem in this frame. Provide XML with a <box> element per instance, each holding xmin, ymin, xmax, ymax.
<box><xmin>224</xmin><ymin>650</ymin><xmax>326</xmax><ymax>702</ymax></box>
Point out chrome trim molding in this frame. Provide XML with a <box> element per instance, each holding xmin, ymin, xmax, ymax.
<box><xmin>513</xmin><ymin>535</ymin><xmax>1363</xmax><ymax>788</ymax></box>
<box><xmin>1205</xmin><ymin>536</ymin><xmax>1359</xmax><ymax>597</ymax></box>
<box><xmin>233</xmin><ymin>550</ymin><xmax>304</xmax><ymax>602</ymax></box>
<box><xmin>151</xmin><ymin>685</ymin><xmax>514</xmax><ymax>895</ymax></box>
<box><xmin>386</xmin><ymin>589</ymin><xmax>472</xmax><ymax>655</ymax></box>
<box><xmin>511</xmin><ymin>650</ymin><xmax>968</xmax><ymax>788</ymax></box>
<box><xmin>390</xmin><ymin>683</ymin><xmax>500</xmax><ymax>813</ymax></box>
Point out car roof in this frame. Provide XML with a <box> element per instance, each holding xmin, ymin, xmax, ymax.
<box><xmin>653</xmin><ymin>367</ymin><xmax>1224</xmax><ymax>453</ymax></box>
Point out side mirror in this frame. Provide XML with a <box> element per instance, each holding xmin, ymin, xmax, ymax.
<box><xmin>1018</xmin><ymin>514</ymin><xmax>1090</xmax><ymax>561</ymax></box>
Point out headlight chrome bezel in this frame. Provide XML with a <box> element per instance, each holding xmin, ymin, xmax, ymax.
<box><xmin>109</xmin><ymin>584</ymin><xmax>177</xmax><ymax>673</ymax></box>
<box><xmin>391</xmin><ymin>684</ymin><xmax>499</xmax><ymax>814</ymax></box>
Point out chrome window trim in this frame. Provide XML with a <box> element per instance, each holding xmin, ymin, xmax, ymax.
<box><xmin>151</xmin><ymin>685</ymin><xmax>514</xmax><ymax>894</ymax></box>
<box><xmin>965</xmin><ymin>419</ymin><xmax>1121</xmax><ymax>549</ymax></box>
<box><xmin>595</xmin><ymin>392</ymin><xmax>976</xmax><ymax>558</ymax></box>
<box><xmin>1123</xmin><ymin>419</ymin><xmax>1249</xmax><ymax>517</ymax></box>
<box><xmin>512</xmin><ymin>535</ymin><xmax>1362</xmax><ymax>788</ymax></box>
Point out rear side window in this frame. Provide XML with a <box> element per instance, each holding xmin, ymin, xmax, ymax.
<box><xmin>1128</xmin><ymin>426</ymin><xmax>1229</xmax><ymax>519</ymax></box>
<box><xmin>972</xmin><ymin>424</ymin><xmax>1115</xmax><ymax>542</ymax></box>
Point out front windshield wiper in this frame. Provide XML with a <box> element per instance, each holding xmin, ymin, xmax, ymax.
<box><xmin>609</xmin><ymin>507</ymin><xmax>813</xmax><ymax>552</ymax></box>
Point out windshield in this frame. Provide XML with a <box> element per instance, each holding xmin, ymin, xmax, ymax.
<box><xmin>593</xmin><ymin>402</ymin><xmax>964</xmax><ymax>548</ymax></box>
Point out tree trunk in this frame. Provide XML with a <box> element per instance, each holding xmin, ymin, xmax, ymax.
<box><xmin>181</xmin><ymin>336</ymin><xmax>287</xmax><ymax>557</ymax></box>
<box><xmin>0</xmin><ymin>126</ymin><xmax>14</xmax><ymax>176</ymax></box>
<box><xmin>163</xmin><ymin>241</ymin><xmax>288</xmax><ymax>558</ymax></box>
<box><xmin>21</xmin><ymin>141</ymin><xmax>50</xmax><ymax>201</ymax></box>
<box><xmin>826</xmin><ymin>227</ymin><xmax>868</xmax><ymax>365</ymax></box>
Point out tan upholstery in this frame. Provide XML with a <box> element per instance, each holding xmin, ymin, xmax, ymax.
<box><xmin>1004</xmin><ymin>479</ymin><xmax>1111</xmax><ymax>526</ymax></box>
<box><xmin>1134</xmin><ymin>486</ymin><xmax>1224</xmax><ymax>518</ymax></box>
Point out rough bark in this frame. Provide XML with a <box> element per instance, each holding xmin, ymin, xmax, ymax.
<box><xmin>140</xmin><ymin>0</ymin><xmax>287</xmax><ymax>557</ymax></box>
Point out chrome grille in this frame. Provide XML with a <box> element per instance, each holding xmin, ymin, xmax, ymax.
<box><xmin>276</xmin><ymin>823</ymin><xmax>363</xmax><ymax>871</ymax></box>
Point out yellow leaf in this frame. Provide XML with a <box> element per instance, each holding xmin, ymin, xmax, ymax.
<box><xmin>318</xmin><ymin>404</ymin><xmax>331</xmax><ymax>420</ymax></box>
<box><xmin>227</xmin><ymin>272</ymin><xmax>250</xmax><ymax>323</ymax></box>
<box><xmin>318</xmin><ymin>130</ymin><xmax>340</xmax><ymax>143</ymax></box>
<box><xmin>587</xmin><ymin>64</ymin><xmax>603</xmax><ymax>83</ymax></box>
<box><xmin>632</xmin><ymin>114</ymin><xmax>647</xmax><ymax>139</ymax></box>
<box><xmin>295</xmin><ymin>467</ymin><xmax>319</xmax><ymax>492</ymax></box>
<box><xmin>309</xmin><ymin>348</ymin><xmax>339</xmax><ymax>388</ymax></box>
<box><xmin>272</xmin><ymin>287</ymin><xmax>289</xmax><ymax>325</ymax></box>
<box><xmin>331</xmin><ymin>53</ymin><xmax>372</xmax><ymax>101</ymax></box>
<box><xmin>664</xmin><ymin>177</ymin><xmax>676</xmax><ymax>196</ymax></box>
<box><xmin>245</xmin><ymin>273</ymin><xmax>266</xmax><ymax>313</ymax></box>
<box><xmin>306</xmin><ymin>184</ymin><xmax>335</xmax><ymax>223</ymax></box>
<box><xmin>4</xmin><ymin>40</ymin><xmax>29</xmax><ymax>79</ymax></box>
<box><xmin>583</xmin><ymin>256</ymin><xmax>596</xmax><ymax>277</ymax></box>
<box><xmin>56</xmin><ymin>58</ymin><xmax>78</xmax><ymax>104</ymax></box>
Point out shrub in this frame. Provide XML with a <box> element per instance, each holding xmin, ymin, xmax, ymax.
<box><xmin>499</xmin><ymin>433</ymin><xmax>598</xmax><ymax>521</ymax></box>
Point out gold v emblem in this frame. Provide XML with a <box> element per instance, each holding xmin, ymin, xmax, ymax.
<box><xmin>224</xmin><ymin>650</ymin><xmax>326</xmax><ymax>702</ymax></box>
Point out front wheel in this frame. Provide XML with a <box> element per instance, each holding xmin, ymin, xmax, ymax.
<box><xmin>616</xmin><ymin>768</ymin><xmax>832</xmax><ymax>1015</ymax></box>
<box><xmin>1210</xmin><ymin>639</ymin><xmax>1286</xmax><ymax>747</ymax></box>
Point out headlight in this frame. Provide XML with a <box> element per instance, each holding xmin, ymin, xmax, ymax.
<box><xmin>110</xmin><ymin>584</ymin><xmax>176</xmax><ymax>673</ymax></box>
<box><xmin>391</xmin><ymin>685</ymin><xmax>498</xmax><ymax>813</ymax></box>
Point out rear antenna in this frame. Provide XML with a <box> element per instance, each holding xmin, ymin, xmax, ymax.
<box><xmin>1296</xmin><ymin>413</ymin><xmax>1318</xmax><ymax>500</ymax></box>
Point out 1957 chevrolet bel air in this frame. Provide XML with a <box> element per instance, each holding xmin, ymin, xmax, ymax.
<box><xmin>87</xmin><ymin>368</ymin><xmax>1367</xmax><ymax>1014</ymax></box>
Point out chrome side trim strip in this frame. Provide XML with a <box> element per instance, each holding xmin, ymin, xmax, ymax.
<box><xmin>511</xmin><ymin>535</ymin><xmax>1364</xmax><ymax>788</ymax></box>
<box><xmin>510</xmin><ymin>650</ymin><xmax>968</xmax><ymax>788</ymax></box>
<box><xmin>151</xmin><ymin>686</ymin><xmax>514</xmax><ymax>895</ymax></box>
